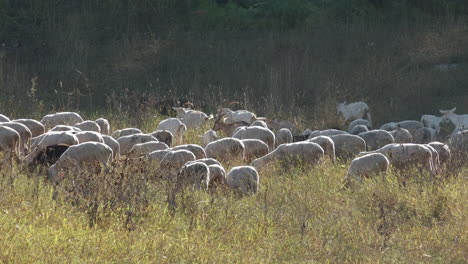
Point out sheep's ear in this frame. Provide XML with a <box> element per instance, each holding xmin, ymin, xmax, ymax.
<box><xmin>439</xmin><ymin>109</ymin><xmax>447</xmax><ymax>114</ymax></box>
<box><xmin>451</xmin><ymin>107</ymin><xmax>456</xmax><ymax>112</ymax></box>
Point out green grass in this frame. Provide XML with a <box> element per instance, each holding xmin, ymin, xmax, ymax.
<box><xmin>0</xmin><ymin>118</ymin><xmax>466</xmax><ymax>263</ymax></box>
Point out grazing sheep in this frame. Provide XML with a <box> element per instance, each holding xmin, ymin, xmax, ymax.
<box><xmin>346</xmin><ymin>153</ymin><xmax>389</xmax><ymax>186</ymax></box>
<box><xmin>160</xmin><ymin>150</ymin><xmax>196</xmax><ymax>173</ymax></box>
<box><xmin>150</xmin><ymin>130</ymin><xmax>173</xmax><ymax>147</ymax></box>
<box><xmin>177</xmin><ymin>161</ymin><xmax>210</xmax><ymax>190</ymax></box>
<box><xmin>440</xmin><ymin>107</ymin><xmax>468</xmax><ymax>131</ymax></box>
<box><xmin>420</xmin><ymin>115</ymin><xmax>444</xmax><ymax>134</ymax></box>
<box><xmin>0</xmin><ymin>122</ymin><xmax>32</xmax><ymax>155</ymax></box>
<box><xmin>147</xmin><ymin>149</ymin><xmax>172</xmax><ymax>163</ymax></box>
<box><xmin>250</xmin><ymin>119</ymin><xmax>268</xmax><ymax>129</ymax></box>
<box><xmin>350</xmin><ymin>125</ymin><xmax>369</xmax><ymax>135</ymax></box>
<box><xmin>157</xmin><ymin>118</ymin><xmax>186</xmax><ymax>144</ymax></box>
<box><xmin>241</xmin><ymin>139</ymin><xmax>270</xmax><ymax>162</ymax></box>
<box><xmin>173</xmin><ymin>107</ymin><xmax>211</xmax><ymax>129</ymax></box>
<box><xmin>13</xmin><ymin>119</ymin><xmax>45</xmax><ymax>138</ymax></box>
<box><xmin>207</xmin><ymin>164</ymin><xmax>227</xmax><ymax>189</ymax></box>
<box><xmin>308</xmin><ymin>129</ymin><xmax>348</xmax><ymax>139</ymax></box>
<box><xmin>251</xmin><ymin>142</ymin><xmax>324</xmax><ymax>171</ymax></box>
<box><xmin>397</xmin><ymin>120</ymin><xmax>423</xmax><ymax>135</ymax></box>
<box><xmin>336</xmin><ymin>101</ymin><xmax>372</xmax><ymax>126</ymax></box>
<box><xmin>212</xmin><ymin>113</ymin><xmax>249</xmax><ymax>137</ymax></box>
<box><xmin>201</xmin><ymin>130</ymin><xmax>218</xmax><ymax>146</ymax></box>
<box><xmin>74</xmin><ymin>131</ymin><xmax>104</xmax><ymax>144</ymax></box>
<box><xmin>102</xmin><ymin>135</ymin><xmax>120</xmax><ymax>161</ymax></box>
<box><xmin>95</xmin><ymin>118</ymin><xmax>110</xmax><ymax>135</ymax></box>
<box><xmin>172</xmin><ymin>144</ymin><xmax>207</xmax><ymax>159</ymax></box>
<box><xmin>0</xmin><ymin>126</ymin><xmax>20</xmax><ymax>162</ymax></box>
<box><xmin>220</xmin><ymin>108</ymin><xmax>257</xmax><ymax>125</ymax></box>
<box><xmin>370</xmin><ymin>143</ymin><xmax>437</xmax><ymax>176</ymax></box>
<box><xmin>276</xmin><ymin>128</ymin><xmax>293</xmax><ymax>146</ymax></box>
<box><xmin>307</xmin><ymin>136</ymin><xmax>336</xmax><ymax>162</ymax></box>
<box><xmin>28</xmin><ymin>144</ymin><xmax>70</xmax><ymax>169</ymax></box>
<box><xmin>232</xmin><ymin>126</ymin><xmax>275</xmax><ymax>151</ymax></box>
<box><xmin>389</xmin><ymin>128</ymin><xmax>413</xmax><ymax>143</ymax></box>
<box><xmin>358</xmin><ymin>130</ymin><xmax>395</xmax><ymax>151</ymax></box>
<box><xmin>48</xmin><ymin>142</ymin><xmax>113</xmax><ymax>182</ymax></box>
<box><xmin>74</xmin><ymin>120</ymin><xmax>101</xmax><ymax>133</ymax></box>
<box><xmin>266</xmin><ymin>119</ymin><xmax>300</xmax><ymax>135</ymax></box>
<box><xmin>111</xmin><ymin>128</ymin><xmax>142</xmax><ymax>139</ymax></box>
<box><xmin>117</xmin><ymin>134</ymin><xmax>158</xmax><ymax>155</ymax></box>
<box><xmin>41</xmin><ymin>112</ymin><xmax>83</xmax><ymax>130</ymax></box>
<box><xmin>380</xmin><ymin>122</ymin><xmax>398</xmax><ymax>131</ymax></box>
<box><xmin>427</xmin><ymin>142</ymin><xmax>451</xmax><ymax>165</ymax></box>
<box><xmin>348</xmin><ymin>119</ymin><xmax>371</xmax><ymax>132</ymax></box>
<box><xmin>413</xmin><ymin>127</ymin><xmax>436</xmax><ymax>144</ymax></box>
<box><xmin>329</xmin><ymin>134</ymin><xmax>366</xmax><ymax>160</ymax></box>
<box><xmin>0</xmin><ymin>114</ymin><xmax>10</xmax><ymax>122</ymax></box>
<box><xmin>449</xmin><ymin>130</ymin><xmax>468</xmax><ymax>154</ymax></box>
<box><xmin>127</xmin><ymin>142</ymin><xmax>169</xmax><ymax>158</ymax></box>
<box><xmin>205</xmin><ymin>138</ymin><xmax>245</xmax><ymax>162</ymax></box>
<box><xmin>49</xmin><ymin>125</ymin><xmax>82</xmax><ymax>133</ymax></box>
<box><xmin>226</xmin><ymin>166</ymin><xmax>259</xmax><ymax>195</ymax></box>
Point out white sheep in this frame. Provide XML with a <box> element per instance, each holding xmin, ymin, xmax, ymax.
<box><xmin>48</xmin><ymin>142</ymin><xmax>113</xmax><ymax>182</ymax></box>
<box><xmin>74</xmin><ymin>120</ymin><xmax>101</xmax><ymax>133</ymax></box>
<box><xmin>276</xmin><ymin>128</ymin><xmax>293</xmax><ymax>146</ymax></box>
<box><xmin>226</xmin><ymin>166</ymin><xmax>259</xmax><ymax>195</ymax></box>
<box><xmin>307</xmin><ymin>136</ymin><xmax>336</xmax><ymax>162</ymax></box>
<box><xmin>329</xmin><ymin>134</ymin><xmax>366</xmax><ymax>160</ymax></box>
<box><xmin>172</xmin><ymin>144</ymin><xmax>207</xmax><ymax>159</ymax></box>
<box><xmin>396</xmin><ymin>120</ymin><xmax>423</xmax><ymax>135</ymax></box>
<box><xmin>177</xmin><ymin>161</ymin><xmax>210</xmax><ymax>190</ymax></box>
<box><xmin>220</xmin><ymin>108</ymin><xmax>257</xmax><ymax>125</ymax></box>
<box><xmin>0</xmin><ymin>114</ymin><xmax>10</xmax><ymax>122</ymax></box>
<box><xmin>232</xmin><ymin>126</ymin><xmax>275</xmax><ymax>151</ymax></box>
<box><xmin>336</xmin><ymin>101</ymin><xmax>372</xmax><ymax>126</ymax></box>
<box><xmin>251</xmin><ymin>142</ymin><xmax>324</xmax><ymax>171</ymax></box>
<box><xmin>150</xmin><ymin>130</ymin><xmax>173</xmax><ymax>148</ymax></box>
<box><xmin>358</xmin><ymin>130</ymin><xmax>395</xmax><ymax>151</ymax></box>
<box><xmin>74</xmin><ymin>131</ymin><xmax>104</xmax><ymax>144</ymax></box>
<box><xmin>241</xmin><ymin>139</ymin><xmax>270</xmax><ymax>162</ymax></box>
<box><xmin>370</xmin><ymin>143</ymin><xmax>436</xmax><ymax>176</ymax></box>
<box><xmin>95</xmin><ymin>118</ymin><xmax>110</xmax><ymax>135</ymax></box>
<box><xmin>159</xmin><ymin>150</ymin><xmax>196</xmax><ymax>173</ymax></box>
<box><xmin>440</xmin><ymin>107</ymin><xmax>468</xmax><ymax>131</ymax></box>
<box><xmin>205</xmin><ymin>138</ymin><xmax>245</xmax><ymax>162</ymax></box>
<box><xmin>308</xmin><ymin>129</ymin><xmax>348</xmax><ymax>139</ymax></box>
<box><xmin>350</xmin><ymin>125</ymin><xmax>369</xmax><ymax>135</ymax></box>
<box><xmin>117</xmin><ymin>134</ymin><xmax>158</xmax><ymax>155</ymax></box>
<box><xmin>0</xmin><ymin>122</ymin><xmax>32</xmax><ymax>155</ymax></box>
<box><xmin>346</xmin><ymin>153</ymin><xmax>389</xmax><ymax>186</ymax></box>
<box><xmin>348</xmin><ymin>119</ymin><xmax>371</xmax><ymax>133</ymax></box>
<box><xmin>102</xmin><ymin>135</ymin><xmax>121</xmax><ymax>161</ymax></box>
<box><xmin>157</xmin><ymin>118</ymin><xmax>186</xmax><ymax>144</ymax></box>
<box><xmin>13</xmin><ymin>119</ymin><xmax>45</xmax><ymax>138</ymax></box>
<box><xmin>207</xmin><ymin>164</ymin><xmax>227</xmax><ymax>189</ymax></box>
<box><xmin>173</xmin><ymin>107</ymin><xmax>211</xmax><ymax>129</ymax></box>
<box><xmin>250</xmin><ymin>119</ymin><xmax>268</xmax><ymax>129</ymax></box>
<box><xmin>413</xmin><ymin>127</ymin><xmax>436</xmax><ymax>144</ymax></box>
<box><xmin>389</xmin><ymin>128</ymin><xmax>413</xmax><ymax>143</ymax></box>
<box><xmin>111</xmin><ymin>128</ymin><xmax>142</xmax><ymax>139</ymax></box>
<box><xmin>49</xmin><ymin>125</ymin><xmax>82</xmax><ymax>132</ymax></box>
<box><xmin>41</xmin><ymin>112</ymin><xmax>83</xmax><ymax>130</ymax></box>
<box><xmin>420</xmin><ymin>115</ymin><xmax>444</xmax><ymax>134</ymax></box>
<box><xmin>0</xmin><ymin>126</ymin><xmax>20</xmax><ymax>162</ymax></box>
<box><xmin>427</xmin><ymin>142</ymin><xmax>451</xmax><ymax>165</ymax></box>
<box><xmin>127</xmin><ymin>142</ymin><xmax>169</xmax><ymax>158</ymax></box>
<box><xmin>201</xmin><ymin>130</ymin><xmax>218</xmax><ymax>146</ymax></box>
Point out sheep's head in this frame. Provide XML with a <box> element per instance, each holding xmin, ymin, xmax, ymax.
<box><xmin>212</xmin><ymin>112</ymin><xmax>226</xmax><ymax>131</ymax></box>
<box><xmin>439</xmin><ymin>107</ymin><xmax>456</xmax><ymax>121</ymax></box>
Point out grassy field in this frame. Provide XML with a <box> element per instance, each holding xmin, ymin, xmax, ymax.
<box><xmin>0</xmin><ymin>114</ymin><xmax>466</xmax><ymax>263</ymax></box>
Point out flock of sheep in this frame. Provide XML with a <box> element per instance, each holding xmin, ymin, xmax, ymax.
<box><xmin>0</xmin><ymin>101</ymin><xmax>467</xmax><ymax>195</ymax></box>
